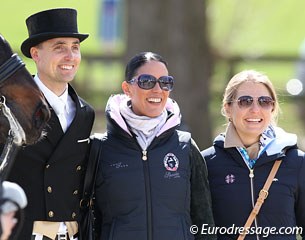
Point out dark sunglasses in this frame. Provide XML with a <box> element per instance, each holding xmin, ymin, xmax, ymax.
<box><xmin>231</xmin><ymin>95</ymin><xmax>275</xmax><ymax>109</ymax></box>
<box><xmin>127</xmin><ymin>74</ymin><xmax>174</xmax><ymax>91</ymax></box>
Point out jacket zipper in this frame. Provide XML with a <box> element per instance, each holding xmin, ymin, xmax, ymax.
<box><xmin>142</xmin><ymin>149</ymin><xmax>152</xmax><ymax>240</ymax></box>
<box><xmin>249</xmin><ymin>168</ymin><xmax>260</xmax><ymax>240</ymax></box>
<box><xmin>142</xmin><ymin>150</ymin><xmax>147</xmax><ymax>160</ymax></box>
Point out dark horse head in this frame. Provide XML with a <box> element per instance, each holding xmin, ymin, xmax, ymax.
<box><xmin>0</xmin><ymin>35</ymin><xmax>50</xmax><ymax>146</ymax></box>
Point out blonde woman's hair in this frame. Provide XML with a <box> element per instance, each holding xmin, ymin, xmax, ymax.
<box><xmin>221</xmin><ymin>70</ymin><xmax>280</xmax><ymax>125</ymax></box>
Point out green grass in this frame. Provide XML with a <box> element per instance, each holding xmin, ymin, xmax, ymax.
<box><xmin>208</xmin><ymin>0</ymin><xmax>305</xmax><ymax>56</ymax></box>
<box><xmin>0</xmin><ymin>1</ymin><xmax>99</xmax><ymax>51</ymax></box>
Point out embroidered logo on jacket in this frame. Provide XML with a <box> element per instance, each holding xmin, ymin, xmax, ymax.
<box><xmin>110</xmin><ymin>162</ymin><xmax>128</xmax><ymax>169</ymax></box>
<box><xmin>164</xmin><ymin>172</ymin><xmax>180</xmax><ymax>179</ymax></box>
<box><xmin>225</xmin><ymin>174</ymin><xmax>235</xmax><ymax>184</ymax></box>
<box><xmin>163</xmin><ymin>153</ymin><xmax>179</xmax><ymax>171</ymax></box>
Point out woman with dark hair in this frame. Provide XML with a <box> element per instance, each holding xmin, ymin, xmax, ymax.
<box><xmin>91</xmin><ymin>52</ymin><xmax>216</xmax><ymax>240</ymax></box>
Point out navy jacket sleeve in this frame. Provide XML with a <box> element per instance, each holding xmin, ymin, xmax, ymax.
<box><xmin>296</xmin><ymin>150</ymin><xmax>305</xmax><ymax>240</ymax></box>
<box><xmin>190</xmin><ymin>139</ymin><xmax>216</xmax><ymax>240</ymax></box>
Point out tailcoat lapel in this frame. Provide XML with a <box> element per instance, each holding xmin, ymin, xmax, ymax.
<box><xmin>44</xmin><ymin>85</ymin><xmax>91</xmax><ymax>164</ymax></box>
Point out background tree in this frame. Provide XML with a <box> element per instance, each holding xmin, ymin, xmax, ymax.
<box><xmin>125</xmin><ymin>0</ymin><xmax>213</xmax><ymax>148</ymax></box>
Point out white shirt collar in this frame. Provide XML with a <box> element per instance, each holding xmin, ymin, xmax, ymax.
<box><xmin>33</xmin><ymin>75</ymin><xmax>69</xmax><ymax>115</ymax></box>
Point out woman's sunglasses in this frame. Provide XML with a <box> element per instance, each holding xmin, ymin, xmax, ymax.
<box><xmin>127</xmin><ymin>74</ymin><xmax>174</xmax><ymax>91</ymax></box>
<box><xmin>231</xmin><ymin>95</ymin><xmax>275</xmax><ymax>109</ymax></box>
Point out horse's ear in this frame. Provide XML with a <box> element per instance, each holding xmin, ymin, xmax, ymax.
<box><xmin>0</xmin><ymin>35</ymin><xmax>14</xmax><ymax>62</ymax></box>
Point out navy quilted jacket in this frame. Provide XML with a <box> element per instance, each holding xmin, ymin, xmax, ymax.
<box><xmin>93</xmin><ymin>95</ymin><xmax>216</xmax><ymax>240</ymax></box>
<box><xmin>202</xmin><ymin>128</ymin><xmax>305</xmax><ymax>240</ymax></box>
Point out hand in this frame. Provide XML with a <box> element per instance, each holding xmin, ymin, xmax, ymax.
<box><xmin>0</xmin><ymin>211</ymin><xmax>17</xmax><ymax>240</ymax></box>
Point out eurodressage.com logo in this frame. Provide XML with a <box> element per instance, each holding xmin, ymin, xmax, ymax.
<box><xmin>190</xmin><ymin>224</ymin><xmax>303</xmax><ymax>238</ymax></box>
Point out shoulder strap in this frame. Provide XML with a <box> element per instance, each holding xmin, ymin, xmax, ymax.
<box><xmin>80</xmin><ymin>137</ymin><xmax>103</xmax><ymax>209</ymax></box>
<box><xmin>238</xmin><ymin>160</ymin><xmax>282</xmax><ymax>240</ymax></box>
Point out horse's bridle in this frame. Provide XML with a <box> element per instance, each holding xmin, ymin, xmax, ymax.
<box><xmin>0</xmin><ymin>54</ymin><xmax>25</xmax><ymax>86</ymax></box>
<box><xmin>0</xmin><ymin>54</ymin><xmax>27</xmax><ymax>177</ymax></box>
<box><xmin>0</xmin><ymin>96</ymin><xmax>26</xmax><ymax>146</ymax></box>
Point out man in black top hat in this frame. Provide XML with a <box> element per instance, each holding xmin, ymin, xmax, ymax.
<box><xmin>7</xmin><ymin>8</ymin><xmax>95</xmax><ymax>240</ymax></box>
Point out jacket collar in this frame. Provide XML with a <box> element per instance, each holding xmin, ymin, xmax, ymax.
<box><xmin>214</xmin><ymin>124</ymin><xmax>298</xmax><ymax>167</ymax></box>
<box><xmin>224</xmin><ymin>122</ymin><xmax>244</xmax><ymax>148</ymax></box>
<box><xmin>105</xmin><ymin>94</ymin><xmax>181</xmax><ymax>137</ymax></box>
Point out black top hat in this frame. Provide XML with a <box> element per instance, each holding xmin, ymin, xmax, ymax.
<box><xmin>21</xmin><ymin>8</ymin><xmax>89</xmax><ymax>58</ymax></box>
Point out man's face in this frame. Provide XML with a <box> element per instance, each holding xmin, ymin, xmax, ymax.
<box><xmin>31</xmin><ymin>37</ymin><xmax>81</xmax><ymax>92</ymax></box>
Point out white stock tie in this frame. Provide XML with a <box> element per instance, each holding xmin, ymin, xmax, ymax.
<box><xmin>56</xmin><ymin>100</ymin><xmax>67</xmax><ymax>132</ymax></box>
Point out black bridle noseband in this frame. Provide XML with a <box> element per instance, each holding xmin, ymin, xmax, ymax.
<box><xmin>0</xmin><ymin>54</ymin><xmax>26</xmax><ymax>178</ymax></box>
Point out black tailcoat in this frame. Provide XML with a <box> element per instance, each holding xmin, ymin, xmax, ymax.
<box><xmin>7</xmin><ymin>85</ymin><xmax>95</xmax><ymax>239</ymax></box>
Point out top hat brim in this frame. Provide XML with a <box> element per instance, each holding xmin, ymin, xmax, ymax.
<box><xmin>21</xmin><ymin>32</ymin><xmax>89</xmax><ymax>58</ymax></box>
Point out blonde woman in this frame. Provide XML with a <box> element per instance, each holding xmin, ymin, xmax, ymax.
<box><xmin>202</xmin><ymin>70</ymin><xmax>305</xmax><ymax>240</ymax></box>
